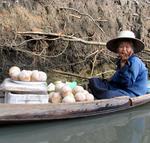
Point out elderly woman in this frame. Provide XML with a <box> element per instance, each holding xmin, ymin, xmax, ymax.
<box><xmin>89</xmin><ymin>30</ymin><xmax>148</xmax><ymax>99</ymax></box>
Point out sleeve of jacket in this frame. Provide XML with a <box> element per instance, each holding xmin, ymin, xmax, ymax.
<box><xmin>117</xmin><ymin>57</ymin><xmax>141</xmax><ymax>87</ymax></box>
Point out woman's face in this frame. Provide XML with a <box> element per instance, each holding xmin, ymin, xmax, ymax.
<box><xmin>118</xmin><ymin>41</ymin><xmax>134</xmax><ymax>61</ymax></box>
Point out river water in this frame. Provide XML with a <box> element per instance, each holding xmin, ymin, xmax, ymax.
<box><xmin>0</xmin><ymin>103</ymin><xmax>150</xmax><ymax>143</ymax></box>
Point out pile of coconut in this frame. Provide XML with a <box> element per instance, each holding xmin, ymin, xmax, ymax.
<box><xmin>48</xmin><ymin>81</ymin><xmax>94</xmax><ymax>103</ymax></box>
<box><xmin>9</xmin><ymin>66</ymin><xmax>47</xmax><ymax>82</ymax></box>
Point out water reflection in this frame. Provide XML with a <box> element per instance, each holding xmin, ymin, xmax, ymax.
<box><xmin>0</xmin><ymin>103</ymin><xmax>150</xmax><ymax>143</ymax></box>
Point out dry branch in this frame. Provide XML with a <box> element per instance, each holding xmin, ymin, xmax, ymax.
<box><xmin>17</xmin><ymin>31</ymin><xmax>106</xmax><ymax>46</ymax></box>
<box><xmin>59</xmin><ymin>7</ymin><xmax>105</xmax><ymax>34</ymax></box>
<box><xmin>91</xmin><ymin>52</ymin><xmax>99</xmax><ymax>76</ymax></box>
<box><xmin>51</xmin><ymin>69</ymin><xmax>116</xmax><ymax>80</ymax></box>
<box><xmin>52</xmin><ymin>69</ymin><xmax>90</xmax><ymax>79</ymax></box>
<box><xmin>15</xmin><ymin>37</ymin><xmax>61</xmax><ymax>47</ymax></box>
<box><xmin>55</xmin><ymin>50</ymin><xmax>100</xmax><ymax>68</ymax></box>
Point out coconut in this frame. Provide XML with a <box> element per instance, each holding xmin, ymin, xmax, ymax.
<box><xmin>26</xmin><ymin>70</ymin><xmax>32</xmax><ymax>76</ymax></box>
<box><xmin>74</xmin><ymin>92</ymin><xmax>86</xmax><ymax>102</ymax></box>
<box><xmin>9</xmin><ymin>66</ymin><xmax>21</xmax><ymax>77</ymax></box>
<box><xmin>51</xmin><ymin>92</ymin><xmax>62</xmax><ymax>103</ymax></box>
<box><xmin>85</xmin><ymin>93</ymin><xmax>94</xmax><ymax>101</ymax></box>
<box><xmin>72</xmin><ymin>86</ymin><xmax>84</xmax><ymax>95</ymax></box>
<box><xmin>18</xmin><ymin>70</ymin><xmax>31</xmax><ymax>81</ymax></box>
<box><xmin>31</xmin><ymin>70</ymin><xmax>39</xmax><ymax>82</ymax></box>
<box><xmin>62</xmin><ymin>95</ymin><xmax>76</xmax><ymax>103</ymax></box>
<box><xmin>39</xmin><ymin>71</ymin><xmax>47</xmax><ymax>82</ymax></box>
<box><xmin>60</xmin><ymin>85</ymin><xmax>72</xmax><ymax>97</ymax></box>
<box><xmin>48</xmin><ymin>92</ymin><xmax>55</xmax><ymax>102</ymax></box>
<box><xmin>10</xmin><ymin>72</ymin><xmax>20</xmax><ymax>81</ymax></box>
<box><xmin>62</xmin><ymin>92</ymin><xmax>74</xmax><ymax>98</ymax></box>
<box><xmin>82</xmin><ymin>90</ymin><xmax>89</xmax><ymax>95</ymax></box>
<box><xmin>55</xmin><ymin>82</ymin><xmax>65</xmax><ymax>92</ymax></box>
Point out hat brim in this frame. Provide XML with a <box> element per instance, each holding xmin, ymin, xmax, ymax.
<box><xmin>106</xmin><ymin>37</ymin><xmax>144</xmax><ymax>53</ymax></box>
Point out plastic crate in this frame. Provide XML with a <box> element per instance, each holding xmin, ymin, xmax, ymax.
<box><xmin>5</xmin><ymin>92</ymin><xmax>49</xmax><ymax>104</ymax></box>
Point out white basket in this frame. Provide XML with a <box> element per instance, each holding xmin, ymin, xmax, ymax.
<box><xmin>5</xmin><ymin>92</ymin><xmax>49</xmax><ymax>104</ymax></box>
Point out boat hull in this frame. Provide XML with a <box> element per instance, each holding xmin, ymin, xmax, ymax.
<box><xmin>0</xmin><ymin>94</ymin><xmax>150</xmax><ymax>123</ymax></box>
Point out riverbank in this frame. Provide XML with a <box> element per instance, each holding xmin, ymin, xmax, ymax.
<box><xmin>0</xmin><ymin>0</ymin><xmax>150</xmax><ymax>82</ymax></box>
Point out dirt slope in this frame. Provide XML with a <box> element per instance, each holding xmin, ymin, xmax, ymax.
<box><xmin>0</xmin><ymin>0</ymin><xmax>150</xmax><ymax>81</ymax></box>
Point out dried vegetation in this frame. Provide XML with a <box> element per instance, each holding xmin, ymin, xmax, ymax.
<box><xmin>0</xmin><ymin>0</ymin><xmax>150</xmax><ymax>82</ymax></box>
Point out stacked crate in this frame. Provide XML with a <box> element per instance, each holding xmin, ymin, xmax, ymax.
<box><xmin>1</xmin><ymin>78</ymin><xmax>49</xmax><ymax>104</ymax></box>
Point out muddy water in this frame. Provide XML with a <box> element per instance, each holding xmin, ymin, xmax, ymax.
<box><xmin>0</xmin><ymin>103</ymin><xmax>150</xmax><ymax>143</ymax></box>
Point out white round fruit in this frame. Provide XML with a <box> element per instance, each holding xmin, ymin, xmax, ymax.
<box><xmin>48</xmin><ymin>92</ymin><xmax>55</xmax><ymax>102</ymax></box>
<box><xmin>31</xmin><ymin>70</ymin><xmax>39</xmax><ymax>81</ymax></box>
<box><xmin>39</xmin><ymin>71</ymin><xmax>47</xmax><ymax>82</ymax></box>
<box><xmin>9</xmin><ymin>66</ymin><xmax>21</xmax><ymax>77</ymax></box>
<box><xmin>26</xmin><ymin>70</ymin><xmax>32</xmax><ymax>76</ymax></box>
<box><xmin>85</xmin><ymin>93</ymin><xmax>94</xmax><ymax>101</ymax></box>
<box><xmin>74</xmin><ymin>92</ymin><xmax>86</xmax><ymax>102</ymax></box>
<box><xmin>73</xmin><ymin>86</ymin><xmax>84</xmax><ymax>94</ymax></box>
<box><xmin>18</xmin><ymin>70</ymin><xmax>31</xmax><ymax>81</ymax></box>
<box><xmin>10</xmin><ymin>72</ymin><xmax>20</xmax><ymax>81</ymax></box>
<box><xmin>82</xmin><ymin>90</ymin><xmax>89</xmax><ymax>95</ymax></box>
<box><xmin>51</xmin><ymin>92</ymin><xmax>62</xmax><ymax>103</ymax></box>
<box><xmin>55</xmin><ymin>82</ymin><xmax>65</xmax><ymax>92</ymax></box>
<box><xmin>60</xmin><ymin>85</ymin><xmax>72</xmax><ymax>97</ymax></box>
<box><xmin>62</xmin><ymin>95</ymin><xmax>76</xmax><ymax>103</ymax></box>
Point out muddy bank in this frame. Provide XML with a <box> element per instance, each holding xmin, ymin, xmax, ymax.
<box><xmin>0</xmin><ymin>0</ymin><xmax>150</xmax><ymax>82</ymax></box>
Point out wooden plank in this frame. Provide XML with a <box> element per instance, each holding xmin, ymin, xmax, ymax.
<box><xmin>130</xmin><ymin>94</ymin><xmax>150</xmax><ymax>106</ymax></box>
<box><xmin>0</xmin><ymin>96</ymin><xmax>130</xmax><ymax>122</ymax></box>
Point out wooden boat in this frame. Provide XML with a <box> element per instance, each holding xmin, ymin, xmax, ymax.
<box><xmin>0</xmin><ymin>78</ymin><xmax>150</xmax><ymax>123</ymax></box>
<box><xmin>0</xmin><ymin>94</ymin><xmax>150</xmax><ymax>123</ymax></box>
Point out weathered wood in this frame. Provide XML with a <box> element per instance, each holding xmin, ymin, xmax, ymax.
<box><xmin>0</xmin><ymin>96</ymin><xmax>130</xmax><ymax>122</ymax></box>
<box><xmin>130</xmin><ymin>94</ymin><xmax>150</xmax><ymax>106</ymax></box>
<box><xmin>0</xmin><ymin>94</ymin><xmax>150</xmax><ymax>123</ymax></box>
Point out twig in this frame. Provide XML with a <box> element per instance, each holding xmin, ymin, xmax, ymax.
<box><xmin>9</xmin><ymin>37</ymin><xmax>61</xmax><ymax>48</ymax></box>
<box><xmin>90</xmin><ymin>52</ymin><xmax>99</xmax><ymax>76</ymax></box>
<box><xmin>103</xmin><ymin>53</ymin><xmax>116</xmax><ymax>59</ymax></box>
<box><xmin>95</xmin><ymin>19</ymin><xmax>108</xmax><ymax>22</ymax></box>
<box><xmin>69</xmin><ymin>14</ymin><xmax>81</xmax><ymax>19</ymax></box>
<box><xmin>61</xmin><ymin>37</ymin><xmax>106</xmax><ymax>45</ymax></box>
<box><xmin>17</xmin><ymin>31</ymin><xmax>106</xmax><ymax>46</ymax></box>
<box><xmin>143</xmin><ymin>16</ymin><xmax>150</xmax><ymax>20</ymax></box>
<box><xmin>0</xmin><ymin>42</ymin><xmax>69</xmax><ymax>59</ymax></box>
<box><xmin>54</xmin><ymin>50</ymin><xmax>101</xmax><ymax>68</ymax></box>
<box><xmin>59</xmin><ymin>7</ymin><xmax>105</xmax><ymax>34</ymax></box>
<box><xmin>52</xmin><ymin>69</ymin><xmax>90</xmax><ymax>79</ymax></box>
<box><xmin>14</xmin><ymin>37</ymin><xmax>46</xmax><ymax>47</ymax></box>
<box><xmin>142</xmin><ymin>59</ymin><xmax>150</xmax><ymax>63</ymax></box>
<box><xmin>51</xmin><ymin>69</ymin><xmax>115</xmax><ymax>80</ymax></box>
<box><xmin>95</xmin><ymin>70</ymin><xmax>115</xmax><ymax>76</ymax></box>
<box><xmin>48</xmin><ymin>41</ymin><xmax>69</xmax><ymax>58</ymax></box>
